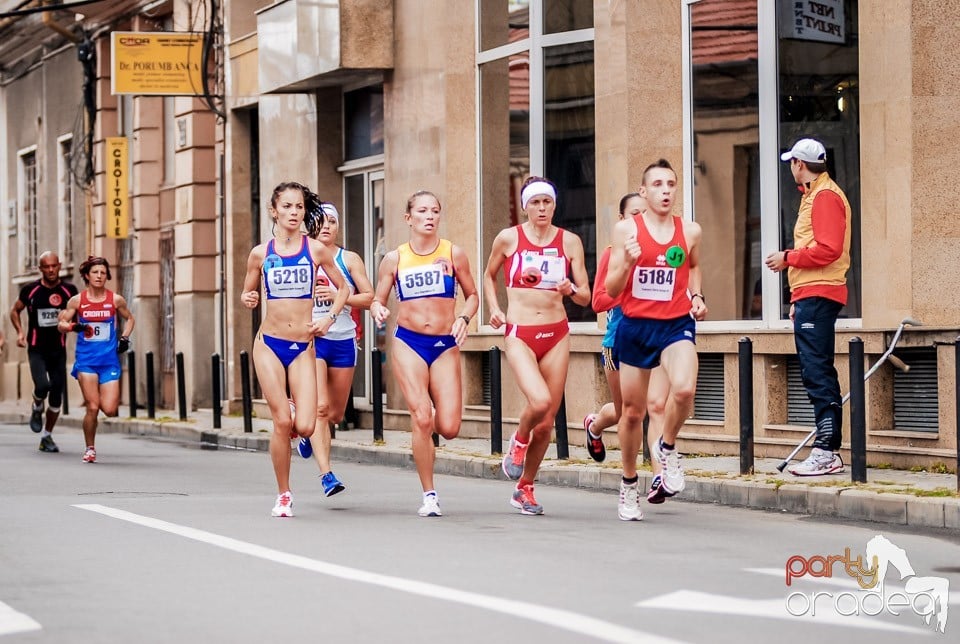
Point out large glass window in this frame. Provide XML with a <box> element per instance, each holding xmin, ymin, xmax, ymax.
<box><xmin>777</xmin><ymin>0</ymin><xmax>860</xmax><ymax>319</ymax></box>
<box><xmin>685</xmin><ymin>0</ymin><xmax>860</xmax><ymax>324</ymax></box>
<box><xmin>478</xmin><ymin>1</ymin><xmax>596</xmax><ymax>323</ymax></box>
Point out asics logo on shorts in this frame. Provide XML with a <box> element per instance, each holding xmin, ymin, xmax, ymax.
<box><xmin>534</xmin><ymin>332</ymin><xmax>554</xmax><ymax>340</ymax></box>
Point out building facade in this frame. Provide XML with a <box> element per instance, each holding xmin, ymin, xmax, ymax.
<box><xmin>2</xmin><ymin>0</ymin><xmax>958</xmax><ymax>469</ymax></box>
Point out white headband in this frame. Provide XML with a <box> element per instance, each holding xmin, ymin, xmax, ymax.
<box><xmin>321</xmin><ymin>203</ymin><xmax>340</xmax><ymax>222</ymax></box>
<box><xmin>521</xmin><ymin>181</ymin><xmax>557</xmax><ymax>209</ymax></box>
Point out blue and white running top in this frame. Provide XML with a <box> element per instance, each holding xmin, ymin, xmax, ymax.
<box><xmin>263</xmin><ymin>236</ymin><xmax>314</xmax><ymax>300</ymax></box>
<box><xmin>312</xmin><ymin>247</ymin><xmax>358</xmax><ymax>341</ymax></box>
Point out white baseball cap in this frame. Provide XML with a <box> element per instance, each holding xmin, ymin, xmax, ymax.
<box><xmin>780</xmin><ymin>138</ymin><xmax>826</xmax><ymax>163</ymax></box>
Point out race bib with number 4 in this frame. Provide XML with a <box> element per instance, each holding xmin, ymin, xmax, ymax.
<box><xmin>521</xmin><ymin>253</ymin><xmax>566</xmax><ymax>290</ymax></box>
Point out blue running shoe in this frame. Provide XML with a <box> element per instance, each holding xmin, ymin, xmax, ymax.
<box><xmin>297</xmin><ymin>437</ymin><xmax>313</xmax><ymax>459</ymax></box>
<box><xmin>321</xmin><ymin>471</ymin><xmax>345</xmax><ymax>497</ymax></box>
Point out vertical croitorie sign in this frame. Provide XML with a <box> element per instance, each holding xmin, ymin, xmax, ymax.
<box><xmin>106</xmin><ymin>137</ymin><xmax>129</xmax><ymax>239</ymax></box>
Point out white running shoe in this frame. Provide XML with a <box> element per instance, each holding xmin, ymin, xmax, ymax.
<box><xmin>788</xmin><ymin>447</ymin><xmax>844</xmax><ymax>476</ymax></box>
<box><xmin>271</xmin><ymin>491</ymin><xmax>294</xmax><ymax>517</ymax></box>
<box><xmin>654</xmin><ymin>439</ymin><xmax>685</xmax><ymax>495</ymax></box>
<box><xmin>418</xmin><ymin>493</ymin><xmax>442</xmax><ymax>517</ymax></box>
<box><xmin>618</xmin><ymin>480</ymin><xmax>643</xmax><ymax>521</ymax></box>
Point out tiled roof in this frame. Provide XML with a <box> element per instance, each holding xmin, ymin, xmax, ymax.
<box><xmin>692</xmin><ymin>0</ymin><xmax>758</xmax><ymax>66</ymax></box>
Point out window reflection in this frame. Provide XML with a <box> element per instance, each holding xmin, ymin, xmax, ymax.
<box><xmin>479</xmin><ymin>2</ymin><xmax>596</xmax><ymax>323</ymax></box>
<box><xmin>777</xmin><ymin>0</ymin><xmax>861</xmax><ymax>318</ymax></box>
<box><xmin>690</xmin><ymin>0</ymin><xmax>760</xmax><ymax>320</ymax></box>
<box><xmin>544</xmin><ymin>41</ymin><xmax>595</xmax><ymax>322</ymax></box>
<box><xmin>344</xmin><ymin>86</ymin><xmax>384</xmax><ymax>161</ymax></box>
<box><xmin>480</xmin><ymin>1</ymin><xmax>530</xmax><ymax>51</ymax></box>
<box><xmin>480</xmin><ymin>49</ymin><xmax>530</xmax><ymax>315</ymax></box>
<box><xmin>543</xmin><ymin>0</ymin><xmax>593</xmax><ymax>34</ymax></box>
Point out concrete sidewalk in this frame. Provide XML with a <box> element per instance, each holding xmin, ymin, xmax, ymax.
<box><xmin>2</xmin><ymin>400</ymin><xmax>958</xmax><ymax>529</ymax></box>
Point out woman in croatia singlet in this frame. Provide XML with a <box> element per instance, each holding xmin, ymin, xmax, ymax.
<box><xmin>295</xmin><ymin>202</ymin><xmax>374</xmax><ymax>498</ymax></box>
<box><xmin>482</xmin><ymin>175</ymin><xmax>591</xmax><ymax>515</ymax></box>
<box><xmin>370</xmin><ymin>190</ymin><xmax>479</xmax><ymax>517</ymax></box>
<box><xmin>240</xmin><ymin>182</ymin><xmax>351</xmax><ymax>518</ymax></box>
<box><xmin>57</xmin><ymin>257</ymin><xmax>135</xmax><ymax>463</ymax></box>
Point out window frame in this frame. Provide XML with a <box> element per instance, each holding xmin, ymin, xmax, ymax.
<box><xmin>57</xmin><ymin>134</ymin><xmax>75</xmax><ymax>267</ymax></box>
<box><xmin>17</xmin><ymin>145</ymin><xmax>39</xmax><ymax>273</ymax></box>
<box><xmin>474</xmin><ymin>1</ymin><xmax>597</xmax><ymax>334</ymax></box>
<box><xmin>681</xmin><ymin>0</ymin><xmax>861</xmax><ymax>331</ymax></box>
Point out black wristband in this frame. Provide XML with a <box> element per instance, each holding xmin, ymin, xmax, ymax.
<box><xmin>458</xmin><ymin>315</ymin><xmax>471</xmax><ymax>325</ymax></box>
<box><xmin>692</xmin><ymin>293</ymin><xmax>706</xmax><ymax>304</ymax></box>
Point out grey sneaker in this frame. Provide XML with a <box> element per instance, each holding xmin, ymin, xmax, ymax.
<box><xmin>38</xmin><ymin>435</ymin><xmax>59</xmax><ymax>453</ymax></box>
<box><xmin>501</xmin><ymin>432</ymin><xmax>528</xmax><ymax>480</ymax></box>
<box><xmin>510</xmin><ymin>484</ymin><xmax>543</xmax><ymax>515</ymax></box>
<box><xmin>654</xmin><ymin>439</ymin><xmax>685</xmax><ymax>495</ymax></box>
<box><xmin>788</xmin><ymin>447</ymin><xmax>844</xmax><ymax>476</ymax></box>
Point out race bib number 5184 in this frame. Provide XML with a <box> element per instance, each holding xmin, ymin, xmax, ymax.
<box><xmin>631</xmin><ymin>267</ymin><xmax>675</xmax><ymax>301</ymax></box>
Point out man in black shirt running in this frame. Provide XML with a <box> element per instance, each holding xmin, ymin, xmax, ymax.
<box><xmin>10</xmin><ymin>251</ymin><xmax>78</xmax><ymax>452</ymax></box>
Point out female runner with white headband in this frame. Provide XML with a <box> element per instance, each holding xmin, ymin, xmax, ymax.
<box><xmin>482</xmin><ymin>175</ymin><xmax>591</xmax><ymax>515</ymax></box>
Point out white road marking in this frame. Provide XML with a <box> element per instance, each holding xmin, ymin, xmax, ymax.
<box><xmin>746</xmin><ymin>567</ymin><xmax>960</xmax><ymax>603</ymax></box>
<box><xmin>635</xmin><ymin>590</ymin><xmax>929</xmax><ymax>634</ymax></box>
<box><xmin>0</xmin><ymin>601</ymin><xmax>41</xmax><ymax>637</ymax></box>
<box><xmin>74</xmin><ymin>504</ymin><xmax>683</xmax><ymax>644</ymax></box>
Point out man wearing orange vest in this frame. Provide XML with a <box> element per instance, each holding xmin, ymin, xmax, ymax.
<box><xmin>765</xmin><ymin>138</ymin><xmax>852</xmax><ymax>476</ymax></box>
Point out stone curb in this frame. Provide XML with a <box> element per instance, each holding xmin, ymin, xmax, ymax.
<box><xmin>4</xmin><ymin>412</ymin><xmax>958</xmax><ymax>529</ymax></box>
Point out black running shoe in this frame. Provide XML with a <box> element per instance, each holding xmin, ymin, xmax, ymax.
<box><xmin>38</xmin><ymin>435</ymin><xmax>59</xmax><ymax>453</ymax></box>
<box><xmin>583</xmin><ymin>414</ymin><xmax>606</xmax><ymax>462</ymax></box>
<box><xmin>646</xmin><ymin>474</ymin><xmax>676</xmax><ymax>504</ymax></box>
<box><xmin>29</xmin><ymin>405</ymin><xmax>43</xmax><ymax>433</ymax></box>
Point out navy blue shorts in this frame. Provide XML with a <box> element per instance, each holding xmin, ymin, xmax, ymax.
<box><xmin>616</xmin><ymin>315</ymin><xmax>696</xmax><ymax>369</ymax></box>
<box><xmin>314</xmin><ymin>337</ymin><xmax>357</xmax><ymax>368</ymax></box>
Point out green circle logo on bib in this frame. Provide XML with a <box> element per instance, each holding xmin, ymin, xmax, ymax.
<box><xmin>665</xmin><ymin>245</ymin><xmax>686</xmax><ymax>268</ymax></box>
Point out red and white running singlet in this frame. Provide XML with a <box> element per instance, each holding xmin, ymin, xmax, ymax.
<box><xmin>503</xmin><ymin>225</ymin><xmax>568</xmax><ymax>290</ymax></box>
<box><xmin>618</xmin><ymin>214</ymin><xmax>691</xmax><ymax>320</ymax></box>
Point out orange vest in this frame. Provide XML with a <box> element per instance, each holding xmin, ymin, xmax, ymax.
<box><xmin>787</xmin><ymin>173</ymin><xmax>851</xmax><ymax>293</ymax></box>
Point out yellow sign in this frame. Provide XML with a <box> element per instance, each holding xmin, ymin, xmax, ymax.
<box><xmin>111</xmin><ymin>31</ymin><xmax>205</xmax><ymax>95</ymax></box>
<box><xmin>105</xmin><ymin>137</ymin><xmax>129</xmax><ymax>239</ymax></box>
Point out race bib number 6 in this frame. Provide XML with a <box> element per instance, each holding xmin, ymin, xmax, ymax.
<box><xmin>85</xmin><ymin>322</ymin><xmax>111</xmax><ymax>342</ymax></box>
<box><xmin>631</xmin><ymin>266</ymin><xmax>676</xmax><ymax>301</ymax></box>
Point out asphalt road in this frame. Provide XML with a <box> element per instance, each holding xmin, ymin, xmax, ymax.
<box><xmin>2</xmin><ymin>423</ymin><xmax>958</xmax><ymax>644</ymax></box>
